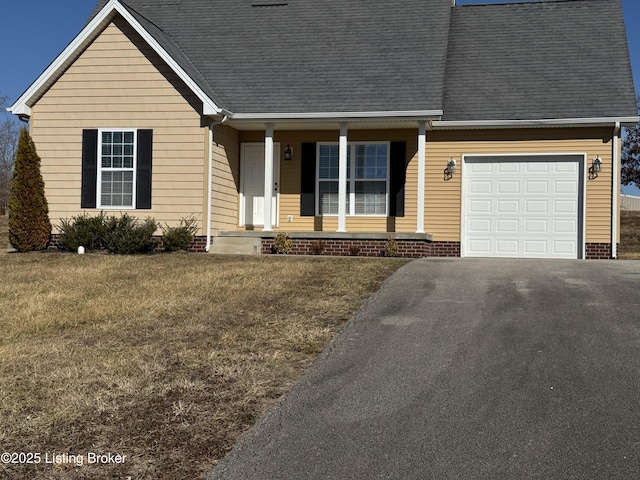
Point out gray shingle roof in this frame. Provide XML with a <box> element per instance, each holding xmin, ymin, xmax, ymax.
<box><xmin>92</xmin><ymin>0</ymin><xmax>452</xmax><ymax>114</ymax></box>
<box><xmin>86</xmin><ymin>0</ymin><xmax>636</xmax><ymax>120</ymax></box>
<box><xmin>442</xmin><ymin>0</ymin><xmax>637</xmax><ymax>121</ymax></box>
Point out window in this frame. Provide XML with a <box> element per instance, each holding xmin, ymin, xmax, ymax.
<box><xmin>99</xmin><ymin>130</ymin><xmax>136</xmax><ymax>207</ymax></box>
<box><xmin>317</xmin><ymin>142</ymin><xmax>389</xmax><ymax>216</ymax></box>
<box><xmin>81</xmin><ymin>129</ymin><xmax>153</xmax><ymax>210</ymax></box>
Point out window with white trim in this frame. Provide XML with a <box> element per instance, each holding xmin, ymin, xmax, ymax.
<box><xmin>317</xmin><ymin>142</ymin><xmax>389</xmax><ymax>216</ymax></box>
<box><xmin>98</xmin><ymin>130</ymin><xmax>136</xmax><ymax>208</ymax></box>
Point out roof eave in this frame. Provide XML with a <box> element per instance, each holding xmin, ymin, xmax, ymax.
<box><xmin>431</xmin><ymin>117</ymin><xmax>640</xmax><ymax>130</ymax></box>
<box><xmin>229</xmin><ymin>110</ymin><xmax>443</xmax><ymax>122</ymax></box>
<box><xmin>8</xmin><ymin>0</ymin><xmax>222</xmax><ymax>118</ymax></box>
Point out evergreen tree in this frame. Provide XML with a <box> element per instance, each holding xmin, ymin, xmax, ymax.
<box><xmin>8</xmin><ymin>128</ymin><xmax>51</xmax><ymax>251</ymax></box>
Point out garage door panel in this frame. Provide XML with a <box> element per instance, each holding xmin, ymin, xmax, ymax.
<box><xmin>469</xmin><ymin>218</ymin><xmax>492</xmax><ymax>233</ymax></box>
<box><xmin>463</xmin><ymin>155</ymin><xmax>582</xmax><ymax>259</ymax></box>
<box><xmin>526</xmin><ymin>181</ymin><xmax>548</xmax><ymax>194</ymax></box>
<box><xmin>499</xmin><ymin>162</ymin><xmax>520</xmax><ymax>173</ymax></box>
<box><xmin>554</xmin><ymin>219</ymin><xmax>577</xmax><ymax>233</ymax></box>
<box><xmin>468</xmin><ymin>239</ymin><xmax>492</xmax><ymax>255</ymax></box>
<box><xmin>469</xmin><ymin>180</ymin><xmax>493</xmax><ymax>194</ymax></box>
<box><xmin>526</xmin><ymin>162</ymin><xmax>549</xmax><ymax>173</ymax></box>
<box><xmin>554</xmin><ymin>200</ymin><xmax>577</xmax><ymax>214</ymax></box>
<box><xmin>554</xmin><ymin>181</ymin><xmax>577</xmax><ymax>194</ymax></box>
<box><xmin>555</xmin><ymin>162</ymin><xmax>579</xmax><ymax>173</ymax></box>
<box><xmin>469</xmin><ymin>199</ymin><xmax>491</xmax><ymax>213</ymax></box>
<box><xmin>497</xmin><ymin>181</ymin><xmax>520</xmax><ymax>194</ymax></box>
<box><xmin>468</xmin><ymin>162</ymin><xmax>493</xmax><ymax>174</ymax></box>
<box><xmin>524</xmin><ymin>240</ymin><xmax>548</xmax><ymax>255</ymax></box>
<box><xmin>497</xmin><ymin>219</ymin><xmax>519</xmax><ymax>233</ymax></box>
<box><xmin>526</xmin><ymin>200</ymin><xmax>548</xmax><ymax>214</ymax></box>
<box><xmin>496</xmin><ymin>239</ymin><xmax>519</xmax><ymax>254</ymax></box>
<box><xmin>497</xmin><ymin>200</ymin><xmax>519</xmax><ymax>213</ymax></box>
<box><xmin>525</xmin><ymin>219</ymin><xmax>548</xmax><ymax>233</ymax></box>
<box><xmin>554</xmin><ymin>241</ymin><xmax>577</xmax><ymax>255</ymax></box>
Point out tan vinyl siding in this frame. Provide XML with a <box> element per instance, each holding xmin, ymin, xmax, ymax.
<box><xmin>211</xmin><ymin>124</ymin><xmax>240</xmax><ymax>234</ymax></box>
<box><xmin>426</xmin><ymin>128</ymin><xmax>614</xmax><ymax>243</ymax></box>
<box><xmin>30</xmin><ymin>16</ymin><xmax>207</xmax><ymax>234</ymax></box>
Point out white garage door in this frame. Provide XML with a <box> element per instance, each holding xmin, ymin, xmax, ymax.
<box><xmin>462</xmin><ymin>155</ymin><xmax>584</xmax><ymax>259</ymax></box>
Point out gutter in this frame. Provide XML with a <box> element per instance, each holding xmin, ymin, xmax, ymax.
<box><xmin>612</xmin><ymin>121</ymin><xmax>621</xmax><ymax>259</ymax></box>
<box><xmin>229</xmin><ymin>110</ymin><xmax>443</xmax><ymax>122</ymax></box>
<box><xmin>205</xmin><ymin>115</ymin><xmax>228</xmax><ymax>252</ymax></box>
<box><xmin>431</xmin><ymin>117</ymin><xmax>640</xmax><ymax>129</ymax></box>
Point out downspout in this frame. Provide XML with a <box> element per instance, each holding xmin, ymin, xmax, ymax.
<box><xmin>205</xmin><ymin>115</ymin><xmax>228</xmax><ymax>252</ymax></box>
<box><xmin>612</xmin><ymin>122</ymin><xmax>621</xmax><ymax>259</ymax></box>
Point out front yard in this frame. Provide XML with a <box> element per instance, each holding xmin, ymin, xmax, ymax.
<box><xmin>1</xmin><ymin>208</ymin><xmax>639</xmax><ymax>479</ymax></box>
<box><xmin>0</xmin><ymin>216</ymin><xmax>406</xmax><ymax>479</ymax></box>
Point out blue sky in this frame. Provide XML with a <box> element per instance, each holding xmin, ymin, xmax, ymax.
<box><xmin>1</xmin><ymin>0</ymin><xmax>639</xmax><ymax>191</ymax></box>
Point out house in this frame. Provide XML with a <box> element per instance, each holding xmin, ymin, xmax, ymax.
<box><xmin>8</xmin><ymin>0</ymin><xmax>638</xmax><ymax>259</ymax></box>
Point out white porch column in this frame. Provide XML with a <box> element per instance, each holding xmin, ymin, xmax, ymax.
<box><xmin>263</xmin><ymin>124</ymin><xmax>274</xmax><ymax>232</ymax></box>
<box><xmin>416</xmin><ymin>122</ymin><xmax>426</xmax><ymax>233</ymax></box>
<box><xmin>337</xmin><ymin>123</ymin><xmax>348</xmax><ymax>232</ymax></box>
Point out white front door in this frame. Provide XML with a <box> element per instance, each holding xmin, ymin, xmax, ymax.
<box><xmin>241</xmin><ymin>143</ymin><xmax>280</xmax><ymax>226</ymax></box>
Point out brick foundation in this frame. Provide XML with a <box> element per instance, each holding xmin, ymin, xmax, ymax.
<box><xmin>585</xmin><ymin>243</ymin><xmax>615</xmax><ymax>260</ymax></box>
<box><xmin>261</xmin><ymin>238</ymin><xmax>462</xmax><ymax>258</ymax></box>
<box><xmin>427</xmin><ymin>241</ymin><xmax>461</xmax><ymax>257</ymax></box>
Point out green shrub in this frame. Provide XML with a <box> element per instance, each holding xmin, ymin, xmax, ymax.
<box><xmin>8</xmin><ymin>128</ymin><xmax>51</xmax><ymax>251</ymax></box>
<box><xmin>104</xmin><ymin>214</ymin><xmax>158</xmax><ymax>254</ymax></box>
<box><xmin>57</xmin><ymin>212</ymin><xmax>108</xmax><ymax>251</ymax></box>
<box><xmin>161</xmin><ymin>216</ymin><xmax>199</xmax><ymax>252</ymax></box>
<box><xmin>272</xmin><ymin>232</ymin><xmax>292</xmax><ymax>254</ymax></box>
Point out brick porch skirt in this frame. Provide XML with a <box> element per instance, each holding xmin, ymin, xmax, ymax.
<box><xmin>262</xmin><ymin>238</ymin><xmax>460</xmax><ymax>258</ymax></box>
<box><xmin>47</xmin><ymin>234</ymin><xmax>616</xmax><ymax>259</ymax></box>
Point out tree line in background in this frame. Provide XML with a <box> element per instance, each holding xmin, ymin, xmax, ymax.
<box><xmin>0</xmin><ymin>94</ymin><xmax>19</xmax><ymax>212</ymax></box>
<box><xmin>621</xmin><ymin>97</ymin><xmax>640</xmax><ymax>189</ymax></box>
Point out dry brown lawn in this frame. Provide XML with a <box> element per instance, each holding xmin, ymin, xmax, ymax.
<box><xmin>2</xmin><ymin>208</ymin><xmax>638</xmax><ymax>479</ymax></box>
<box><xmin>619</xmin><ymin>210</ymin><xmax>640</xmax><ymax>259</ymax></box>
<box><xmin>0</xmin><ymin>227</ymin><xmax>406</xmax><ymax>479</ymax></box>
<box><xmin>1</xmin><ymin>214</ymin><xmax>7</xmax><ymax>253</ymax></box>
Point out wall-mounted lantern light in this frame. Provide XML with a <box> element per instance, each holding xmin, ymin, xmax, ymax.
<box><xmin>444</xmin><ymin>158</ymin><xmax>456</xmax><ymax>180</ymax></box>
<box><xmin>284</xmin><ymin>145</ymin><xmax>293</xmax><ymax>161</ymax></box>
<box><xmin>589</xmin><ymin>156</ymin><xmax>602</xmax><ymax>179</ymax></box>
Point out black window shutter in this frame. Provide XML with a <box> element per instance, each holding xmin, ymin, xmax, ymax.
<box><xmin>300</xmin><ymin>142</ymin><xmax>316</xmax><ymax>216</ymax></box>
<box><xmin>136</xmin><ymin>129</ymin><xmax>153</xmax><ymax>209</ymax></box>
<box><xmin>81</xmin><ymin>129</ymin><xmax>98</xmax><ymax>208</ymax></box>
<box><xmin>389</xmin><ymin>141</ymin><xmax>406</xmax><ymax>217</ymax></box>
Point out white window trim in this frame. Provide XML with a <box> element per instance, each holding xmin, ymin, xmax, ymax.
<box><xmin>97</xmin><ymin>128</ymin><xmax>137</xmax><ymax>209</ymax></box>
<box><xmin>316</xmin><ymin>141</ymin><xmax>390</xmax><ymax>217</ymax></box>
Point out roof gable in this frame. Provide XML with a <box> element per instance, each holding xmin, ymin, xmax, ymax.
<box><xmin>9</xmin><ymin>0</ymin><xmax>225</xmax><ymax>117</ymax></box>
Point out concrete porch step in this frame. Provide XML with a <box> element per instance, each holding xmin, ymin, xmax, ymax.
<box><xmin>209</xmin><ymin>236</ymin><xmax>262</xmax><ymax>255</ymax></box>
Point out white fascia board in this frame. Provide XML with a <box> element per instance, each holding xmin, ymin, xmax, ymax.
<box><xmin>431</xmin><ymin>117</ymin><xmax>640</xmax><ymax>129</ymax></box>
<box><xmin>230</xmin><ymin>110</ymin><xmax>443</xmax><ymax>121</ymax></box>
<box><xmin>9</xmin><ymin>0</ymin><xmax>221</xmax><ymax>117</ymax></box>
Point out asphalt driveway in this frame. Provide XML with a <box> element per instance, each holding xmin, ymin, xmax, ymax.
<box><xmin>209</xmin><ymin>259</ymin><xmax>640</xmax><ymax>480</ymax></box>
